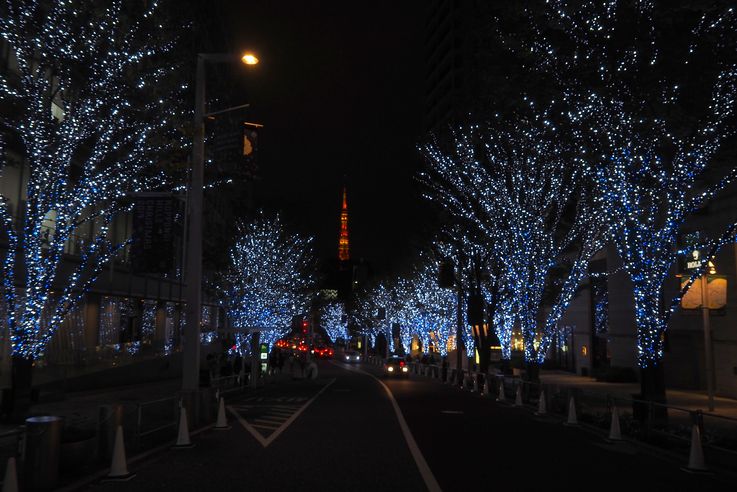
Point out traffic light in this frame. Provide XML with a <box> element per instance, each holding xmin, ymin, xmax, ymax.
<box><xmin>301</xmin><ymin>319</ymin><xmax>309</xmax><ymax>334</ymax></box>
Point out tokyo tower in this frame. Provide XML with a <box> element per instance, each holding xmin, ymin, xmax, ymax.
<box><xmin>338</xmin><ymin>186</ymin><xmax>350</xmax><ymax>262</ymax></box>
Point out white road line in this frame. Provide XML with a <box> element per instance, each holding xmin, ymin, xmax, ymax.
<box><xmin>254</xmin><ymin>418</ymin><xmax>285</xmax><ymax>425</ymax></box>
<box><xmin>440</xmin><ymin>410</ymin><xmax>463</xmax><ymax>415</ymax></box>
<box><xmin>228</xmin><ymin>378</ymin><xmax>336</xmax><ymax>448</ymax></box>
<box><xmin>252</xmin><ymin>423</ymin><xmax>280</xmax><ymax>430</ymax></box>
<box><xmin>333</xmin><ymin>362</ymin><xmax>442</xmax><ymax>492</ymax></box>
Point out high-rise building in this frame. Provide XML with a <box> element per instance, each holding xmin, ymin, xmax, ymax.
<box><xmin>424</xmin><ymin>0</ymin><xmax>483</xmax><ymax>133</ymax></box>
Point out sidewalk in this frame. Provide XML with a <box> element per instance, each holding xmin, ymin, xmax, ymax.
<box><xmin>539</xmin><ymin>369</ymin><xmax>737</xmax><ymax>418</ymax></box>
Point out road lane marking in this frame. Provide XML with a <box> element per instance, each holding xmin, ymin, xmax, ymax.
<box><xmin>228</xmin><ymin>378</ymin><xmax>336</xmax><ymax>448</ymax></box>
<box><xmin>440</xmin><ymin>410</ymin><xmax>463</xmax><ymax>415</ymax></box>
<box><xmin>333</xmin><ymin>362</ymin><xmax>442</xmax><ymax>492</ymax></box>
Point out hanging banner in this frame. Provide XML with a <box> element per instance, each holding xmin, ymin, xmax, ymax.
<box><xmin>131</xmin><ymin>195</ymin><xmax>180</xmax><ymax>273</ymax></box>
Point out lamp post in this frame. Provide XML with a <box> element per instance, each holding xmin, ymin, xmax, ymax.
<box><xmin>701</xmin><ymin>260</ymin><xmax>716</xmax><ymax>411</ymax></box>
<box><xmin>183</xmin><ymin>52</ymin><xmax>259</xmax><ymax>399</ymax></box>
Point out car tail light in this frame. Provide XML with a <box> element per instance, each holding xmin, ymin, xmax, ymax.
<box><xmin>399</xmin><ymin>361</ymin><xmax>405</xmax><ymax>367</ymax></box>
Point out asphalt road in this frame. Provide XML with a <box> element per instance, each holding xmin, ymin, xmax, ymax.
<box><xmin>83</xmin><ymin>359</ymin><xmax>734</xmax><ymax>491</ymax></box>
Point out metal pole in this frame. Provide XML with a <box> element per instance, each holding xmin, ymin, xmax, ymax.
<box><xmin>456</xmin><ymin>283</ymin><xmax>463</xmax><ymax>379</ymax></box>
<box><xmin>183</xmin><ymin>54</ymin><xmax>205</xmax><ymax>392</ymax></box>
<box><xmin>701</xmin><ymin>274</ymin><xmax>715</xmax><ymax>411</ymax></box>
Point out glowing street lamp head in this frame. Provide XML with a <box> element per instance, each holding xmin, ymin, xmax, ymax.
<box><xmin>241</xmin><ymin>53</ymin><xmax>259</xmax><ymax>65</ymax></box>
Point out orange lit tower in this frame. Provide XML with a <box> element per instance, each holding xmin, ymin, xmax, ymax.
<box><xmin>338</xmin><ymin>186</ymin><xmax>350</xmax><ymax>261</ymax></box>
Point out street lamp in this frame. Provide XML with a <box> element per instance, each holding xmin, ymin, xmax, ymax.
<box><xmin>183</xmin><ymin>52</ymin><xmax>259</xmax><ymax>401</ymax></box>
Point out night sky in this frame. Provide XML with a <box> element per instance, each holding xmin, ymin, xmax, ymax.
<box><xmin>217</xmin><ymin>1</ymin><xmax>433</xmax><ymax>274</ymax></box>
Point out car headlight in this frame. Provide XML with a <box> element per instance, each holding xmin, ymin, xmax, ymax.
<box><xmin>388</xmin><ymin>366</ymin><xmax>394</xmax><ymax>372</ymax></box>
<box><xmin>402</xmin><ymin>367</ymin><xmax>408</xmax><ymax>372</ymax></box>
<box><xmin>345</xmin><ymin>356</ymin><xmax>350</xmax><ymax>360</ymax></box>
<box><xmin>354</xmin><ymin>356</ymin><xmax>360</xmax><ymax>360</ymax></box>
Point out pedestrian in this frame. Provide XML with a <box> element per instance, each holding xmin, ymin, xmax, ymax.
<box><xmin>233</xmin><ymin>353</ymin><xmax>243</xmax><ymax>376</ymax></box>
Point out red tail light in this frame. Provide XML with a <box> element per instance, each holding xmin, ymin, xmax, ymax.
<box><xmin>399</xmin><ymin>361</ymin><xmax>405</xmax><ymax>367</ymax></box>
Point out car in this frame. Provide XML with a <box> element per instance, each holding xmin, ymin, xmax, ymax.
<box><xmin>343</xmin><ymin>350</ymin><xmax>361</xmax><ymax>363</ymax></box>
<box><xmin>313</xmin><ymin>346</ymin><xmax>334</xmax><ymax>359</ymax></box>
<box><xmin>384</xmin><ymin>356</ymin><xmax>409</xmax><ymax>378</ymax></box>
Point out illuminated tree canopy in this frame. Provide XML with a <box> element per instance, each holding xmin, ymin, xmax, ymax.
<box><xmin>421</xmin><ymin>117</ymin><xmax>606</xmax><ymax>366</ymax></box>
<box><xmin>521</xmin><ymin>0</ymin><xmax>737</xmax><ymax>369</ymax></box>
<box><xmin>221</xmin><ymin>212</ymin><xmax>314</xmax><ymax>349</ymax></box>
<box><xmin>0</xmin><ymin>0</ymin><xmax>184</xmax><ymax>359</ymax></box>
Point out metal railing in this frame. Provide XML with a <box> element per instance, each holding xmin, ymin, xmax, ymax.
<box><xmin>135</xmin><ymin>396</ymin><xmax>180</xmax><ymax>446</ymax></box>
<box><xmin>0</xmin><ymin>427</ymin><xmax>24</xmax><ymax>466</ymax></box>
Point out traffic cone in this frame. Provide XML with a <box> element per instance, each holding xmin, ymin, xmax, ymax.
<box><xmin>172</xmin><ymin>407</ymin><xmax>195</xmax><ymax>449</ymax></box>
<box><xmin>496</xmin><ymin>380</ymin><xmax>506</xmax><ymax>402</ymax></box>
<box><xmin>513</xmin><ymin>385</ymin><xmax>523</xmax><ymax>407</ymax></box>
<box><xmin>565</xmin><ymin>396</ymin><xmax>578</xmax><ymax>426</ymax></box>
<box><xmin>683</xmin><ymin>424</ymin><xmax>708</xmax><ymax>473</ymax></box>
<box><xmin>214</xmin><ymin>397</ymin><xmax>231</xmax><ymax>430</ymax></box>
<box><xmin>2</xmin><ymin>457</ymin><xmax>18</xmax><ymax>492</ymax></box>
<box><xmin>535</xmin><ymin>391</ymin><xmax>547</xmax><ymax>416</ymax></box>
<box><xmin>102</xmin><ymin>426</ymin><xmax>135</xmax><ymax>482</ymax></box>
<box><xmin>608</xmin><ymin>406</ymin><xmax>622</xmax><ymax>441</ymax></box>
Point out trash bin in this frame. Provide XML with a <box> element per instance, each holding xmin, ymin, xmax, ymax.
<box><xmin>24</xmin><ymin>415</ymin><xmax>64</xmax><ymax>490</ymax></box>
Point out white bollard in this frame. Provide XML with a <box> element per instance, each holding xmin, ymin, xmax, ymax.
<box><xmin>535</xmin><ymin>390</ymin><xmax>547</xmax><ymax>416</ymax></box>
<box><xmin>483</xmin><ymin>379</ymin><xmax>491</xmax><ymax>397</ymax></box>
<box><xmin>102</xmin><ymin>426</ymin><xmax>135</xmax><ymax>482</ymax></box>
<box><xmin>513</xmin><ymin>385</ymin><xmax>523</xmax><ymax>407</ymax></box>
<box><xmin>496</xmin><ymin>380</ymin><xmax>506</xmax><ymax>402</ymax></box>
<box><xmin>684</xmin><ymin>424</ymin><xmax>708</xmax><ymax>472</ymax></box>
<box><xmin>565</xmin><ymin>396</ymin><xmax>578</xmax><ymax>426</ymax></box>
<box><xmin>608</xmin><ymin>406</ymin><xmax>622</xmax><ymax>441</ymax></box>
<box><xmin>214</xmin><ymin>397</ymin><xmax>231</xmax><ymax>430</ymax></box>
<box><xmin>2</xmin><ymin>457</ymin><xmax>18</xmax><ymax>492</ymax></box>
<box><xmin>172</xmin><ymin>407</ymin><xmax>195</xmax><ymax>449</ymax></box>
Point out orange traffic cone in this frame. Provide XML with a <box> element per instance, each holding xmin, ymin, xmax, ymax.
<box><xmin>214</xmin><ymin>397</ymin><xmax>231</xmax><ymax>430</ymax></box>
<box><xmin>2</xmin><ymin>457</ymin><xmax>18</xmax><ymax>492</ymax></box>
<box><xmin>102</xmin><ymin>426</ymin><xmax>135</xmax><ymax>482</ymax></box>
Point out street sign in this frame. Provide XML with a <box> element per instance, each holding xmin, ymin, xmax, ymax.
<box><xmin>680</xmin><ymin>276</ymin><xmax>727</xmax><ymax>311</ymax></box>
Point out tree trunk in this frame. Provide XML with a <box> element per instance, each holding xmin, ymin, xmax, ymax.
<box><xmin>500</xmin><ymin>358</ymin><xmax>512</xmax><ymax>375</ymax></box>
<box><xmin>638</xmin><ymin>363</ymin><xmax>668</xmax><ymax>429</ymax></box>
<box><xmin>524</xmin><ymin>361</ymin><xmax>541</xmax><ymax>384</ymax></box>
<box><xmin>7</xmin><ymin>355</ymin><xmax>33</xmax><ymax>423</ymax></box>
